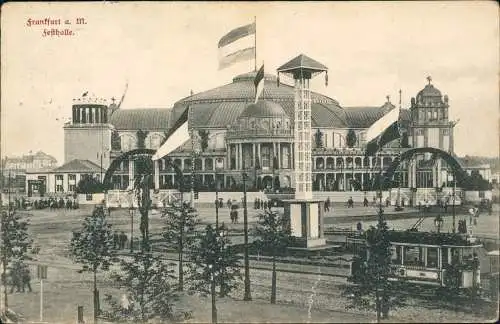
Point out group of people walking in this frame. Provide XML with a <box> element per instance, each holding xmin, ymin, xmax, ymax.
<box><xmin>7</xmin><ymin>262</ymin><xmax>32</xmax><ymax>293</ymax></box>
<box><xmin>113</xmin><ymin>231</ymin><xmax>129</xmax><ymax>250</ymax></box>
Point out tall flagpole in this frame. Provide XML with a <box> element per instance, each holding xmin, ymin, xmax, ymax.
<box><xmin>254</xmin><ymin>16</ymin><xmax>257</xmax><ymax>72</ymax></box>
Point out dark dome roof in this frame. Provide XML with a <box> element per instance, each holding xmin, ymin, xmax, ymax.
<box><xmin>171</xmin><ymin>70</ymin><xmax>339</xmax><ymax>128</ymax></box>
<box><xmin>417</xmin><ymin>84</ymin><xmax>442</xmax><ymax>97</ymax></box>
<box><xmin>240</xmin><ymin>100</ymin><xmax>287</xmax><ymax>118</ymax></box>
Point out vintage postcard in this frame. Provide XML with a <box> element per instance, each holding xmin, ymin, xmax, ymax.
<box><xmin>0</xmin><ymin>1</ymin><xmax>498</xmax><ymax>323</ymax></box>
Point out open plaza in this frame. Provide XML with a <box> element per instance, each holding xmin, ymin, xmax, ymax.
<box><xmin>2</xmin><ymin>202</ymin><xmax>498</xmax><ymax>323</ymax></box>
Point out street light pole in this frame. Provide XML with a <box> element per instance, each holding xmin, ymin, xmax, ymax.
<box><xmin>242</xmin><ymin>172</ymin><xmax>252</xmax><ymax>301</ymax></box>
<box><xmin>215</xmin><ymin>173</ymin><xmax>219</xmax><ymax>231</ymax></box>
<box><xmin>452</xmin><ymin>175</ymin><xmax>456</xmax><ymax>233</ymax></box>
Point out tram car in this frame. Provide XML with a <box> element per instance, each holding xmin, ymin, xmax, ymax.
<box><xmin>348</xmin><ymin>230</ymin><xmax>482</xmax><ymax>290</ymax></box>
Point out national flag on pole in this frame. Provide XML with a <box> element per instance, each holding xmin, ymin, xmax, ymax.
<box><xmin>254</xmin><ymin>64</ymin><xmax>264</xmax><ymax>103</ymax></box>
<box><xmin>152</xmin><ymin>107</ymin><xmax>190</xmax><ymax>160</ymax></box>
<box><xmin>218</xmin><ymin>22</ymin><xmax>256</xmax><ymax>70</ymax></box>
<box><xmin>365</xmin><ymin>107</ymin><xmax>401</xmax><ymax>156</ymax></box>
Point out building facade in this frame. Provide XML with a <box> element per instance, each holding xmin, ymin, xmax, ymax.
<box><xmin>51</xmin><ymin>70</ymin><xmax>471</xmax><ymax>195</ymax></box>
<box><xmin>2</xmin><ymin>151</ymin><xmax>57</xmax><ymax>174</ymax></box>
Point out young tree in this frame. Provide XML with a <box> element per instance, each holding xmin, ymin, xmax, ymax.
<box><xmin>344</xmin><ymin>208</ymin><xmax>405</xmax><ymax>322</ymax></box>
<box><xmin>76</xmin><ymin>176</ymin><xmax>105</xmax><ymax>193</ymax></box>
<box><xmin>253</xmin><ymin>209</ymin><xmax>292</xmax><ymax>304</ymax></box>
<box><xmin>187</xmin><ymin>225</ymin><xmax>241</xmax><ymax>323</ymax></box>
<box><xmin>70</xmin><ymin>206</ymin><xmax>115</xmax><ymax>324</ymax></box>
<box><xmin>1</xmin><ymin>209</ymin><xmax>35</xmax><ymax>309</ymax></box>
<box><xmin>102</xmin><ymin>242</ymin><xmax>190</xmax><ymax>323</ymax></box>
<box><xmin>161</xmin><ymin>200</ymin><xmax>201</xmax><ymax>291</ymax></box>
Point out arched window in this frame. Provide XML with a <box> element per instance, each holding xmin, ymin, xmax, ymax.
<box><xmin>184</xmin><ymin>159</ymin><xmax>192</xmax><ymax>172</ymax></box>
<box><xmin>282</xmin><ymin>145</ymin><xmax>290</xmax><ymax>169</ymax></box>
<box><xmin>205</xmin><ymin>158</ymin><xmax>213</xmax><ymax>171</ymax></box>
<box><xmin>120</xmin><ymin>134</ymin><xmax>137</xmax><ymax>151</ymax></box>
<box><xmin>146</xmin><ymin>133</ymin><xmax>164</xmax><ymax>150</ymax></box>
<box><xmin>194</xmin><ymin>158</ymin><xmax>203</xmax><ymax>171</ymax></box>
<box><xmin>174</xmin><ymin>159</ymin><xmax>182</xmax><ymax>170</ymax></box>
<box><xmin>326</xmin><ymin>157</ymin><xmax>334</xmax><ymax>169</ymax></box>
<box><xmin>261</xmin><ymin>146</ymin><xmax>271</xmax><ymax>169</ymax></box>
<box><xmin>316</xmin><ymin>157</ymin><xmax>324</xmax><ymax>169</ymax></box>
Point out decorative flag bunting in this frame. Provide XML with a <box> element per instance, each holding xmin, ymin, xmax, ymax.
<box><xmin>254</xmin><ymin>64</ymin><xmax>264</xmax><ymax>103</ymax></box>
<box><xmin>218</xmin><ymin>22</ymin><xmax>256</xmax><ymax>70</ymax></box>
<box><xmin>152</xmin><ymin>106</ymin><xmax>190</xmax><ymax>160</ymax></box>
<box><xmin>365</xmin><ymin>107</ymin><xmax>401</xmax><ymax>156</ymax></box>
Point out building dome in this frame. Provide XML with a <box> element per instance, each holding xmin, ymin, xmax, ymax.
<box><xmin>417</xmin><ymin>84</ymin><xmax>442</xmax><ymax>98</ymax></box>
<box><xmin>240</xmin><ymin>100</ymin><xmax>287</xmax><ymax>118</ymax></box>
<box><xmin>170</xmin><ymin>70</ymin><xmax>341</xmax><ymax>129</ymax></box>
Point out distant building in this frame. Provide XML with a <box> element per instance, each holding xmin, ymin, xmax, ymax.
<box><xmin>2</xmin><ymin>151</ymin><xmax>57</xmax><ymax>175</ymax></box>
<box><xmin>458</xmin><ymin>157</ymin><xmax>493</xmax><ymax>182</ymax></box>
<box><xmin>25</xmin><ymin>159</ymin><xmax>103</xmax><ymax>197</ymax></box>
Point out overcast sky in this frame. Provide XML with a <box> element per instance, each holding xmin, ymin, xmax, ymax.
<box><xmin>1</xmin><ymin>1</ymin><xmax>498</xmax><ymax>164</ymax></box>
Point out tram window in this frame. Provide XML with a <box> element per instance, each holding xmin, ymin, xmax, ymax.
<box><xmin>427</xmin><ymin>248</ymin><xmax>438</xmax><ymax>268</ymax></box>
<box><xmin>451</xmin><ymin>248</ymin><xmax>460</xmax><ymax>264</ymax></box>
<box><xmin>391</xmin><ymin>246</ymin><xmax>401</xmax><ymax>264</ymax></box>
<box><xmin>462</xmin><ymin>248</ymin><xmax>475</xmax><ymax>262</ymax></box>
<box><xmin>442</xmin><ymin>248</ymin><xmax>449</xmax><ymax>265</ymax></box>
<box><xmin>403</xmin><ymin>246</ymin><xmax>424</xmax><ymax>266</ymax></box>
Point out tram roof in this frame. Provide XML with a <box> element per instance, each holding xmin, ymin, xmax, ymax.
<box><xmin>351</xmin><ymin>230</ymin><xmax>483</xmax><ymax>247</ymax></box>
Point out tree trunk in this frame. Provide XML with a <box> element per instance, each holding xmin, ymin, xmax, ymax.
<box><xmin>375</xmin><ymin>288</ymin><xmax>381</xmax><ymax>323</ymax></box>
<box><xmin>178</xmin><ymin>234</ymin><xmax>183</xmax><ymax>291</ymax></box>
<box><xmin>139</xmin><ymin>209</ymin><xmax>149</xmax><ymax>250</ymax></box>
<box><xmin>93</xmin><ymin>269</ymin><xmax>98</xmax><ymax>324</ymax></box>
<box><xmin>211</xmin><ymin>274</ymin><xmax>217</xmax><ymax>324</ymax></box>
<box><xmin>271</xmin><ymin>253</ymin><xmax>277</xmax><ymax>304</ymax></box>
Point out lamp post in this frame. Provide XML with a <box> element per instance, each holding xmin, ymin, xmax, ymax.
<box><xmin>218</xmin><ymin>223</ymin><xmax>228</xmax><ymax>297</ymax></box>
<box><xmin>452</xmin><ymin>174</ymin><xmax>456</xmax><ymax>233</ymax></box>
<box><xmin>129</xmin><ymin>205</ymin><xmax>134</xmax><ymax>252</ymax></box>
<box><xmin>242</xmin><ymin>172</ymin><xmax>252</xmax><ymax>301</ymax></box>
<box><xmin>215</xmin><ymin>171</ymin><xmax>219</xmax><ymax>231</ymax></box>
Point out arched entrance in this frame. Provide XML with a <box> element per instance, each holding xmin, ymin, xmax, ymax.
<box><xmin>377</xmin><ymin>147</ymin><xmax>467</xmax><ymax>190</ymax></box>
<box><xmin>262</xmin><ymin>175</ymin><xmax>273</xmax><ymax>190</ymax></box>
<box><xmin>103</xmin><ymin>149</ymin><xmax>184</xmax><ymax>190</ymax></box>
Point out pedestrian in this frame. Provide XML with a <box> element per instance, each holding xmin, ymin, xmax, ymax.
<box><xmin>363</xmin><ymin>197</ymin><xmax>368</xmax><ymax>207</ymax></box>
<box><xmin>326</xmin><ymin>197</ymin><xmax>331</xmax><ymax>212</ymax></box>
<box><xmin>113</xmin><ymin>231</ymin><xmax>119</xmax><ymax>249</ymax></box>
<box><xmin>263</xmin><ymin>200</ymin><xmax>268</xmax><ymax>210</ymax></box>
<box><xmin>214</xmin><ymin>199</ymin><xmax>218</xmax><ymax>209</ymax></box>
<box><xmin>21</xmin><ymin>264</ymin><xmax>32</xmax><ymax>293</ymax></box>
<box><xmin>348</xmin><ymin>197</ymin><xmax>354</xmax><ymax>208</ymax></box>
<box><xmin>9</xmin><ymin>265</ymin><xmax>21</xmax><ymax>293</ymax></box>
<box><xmin>227</xmin><ymin>199</ymin><xmax>232</xmax><ymax>209</ymax></box>
<box><xmin>120</xmin><ymin>231</ymin><xmax>128</xmax><ymax>249</ymax></box>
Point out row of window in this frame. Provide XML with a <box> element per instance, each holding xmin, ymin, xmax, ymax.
<box><xmin>414</xmin><ymin>108</ymin><xmax>448</xmax><ymax>122</ymax></box>
<box><xmin>414</xmin><ymin>128</ymin><xmax>450</xmax><ymax>136</ymax></box>
<box><xmin>120</xmin><ymin>133</ymin><xmax>164</xmax><ymax>151</ymax></box>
